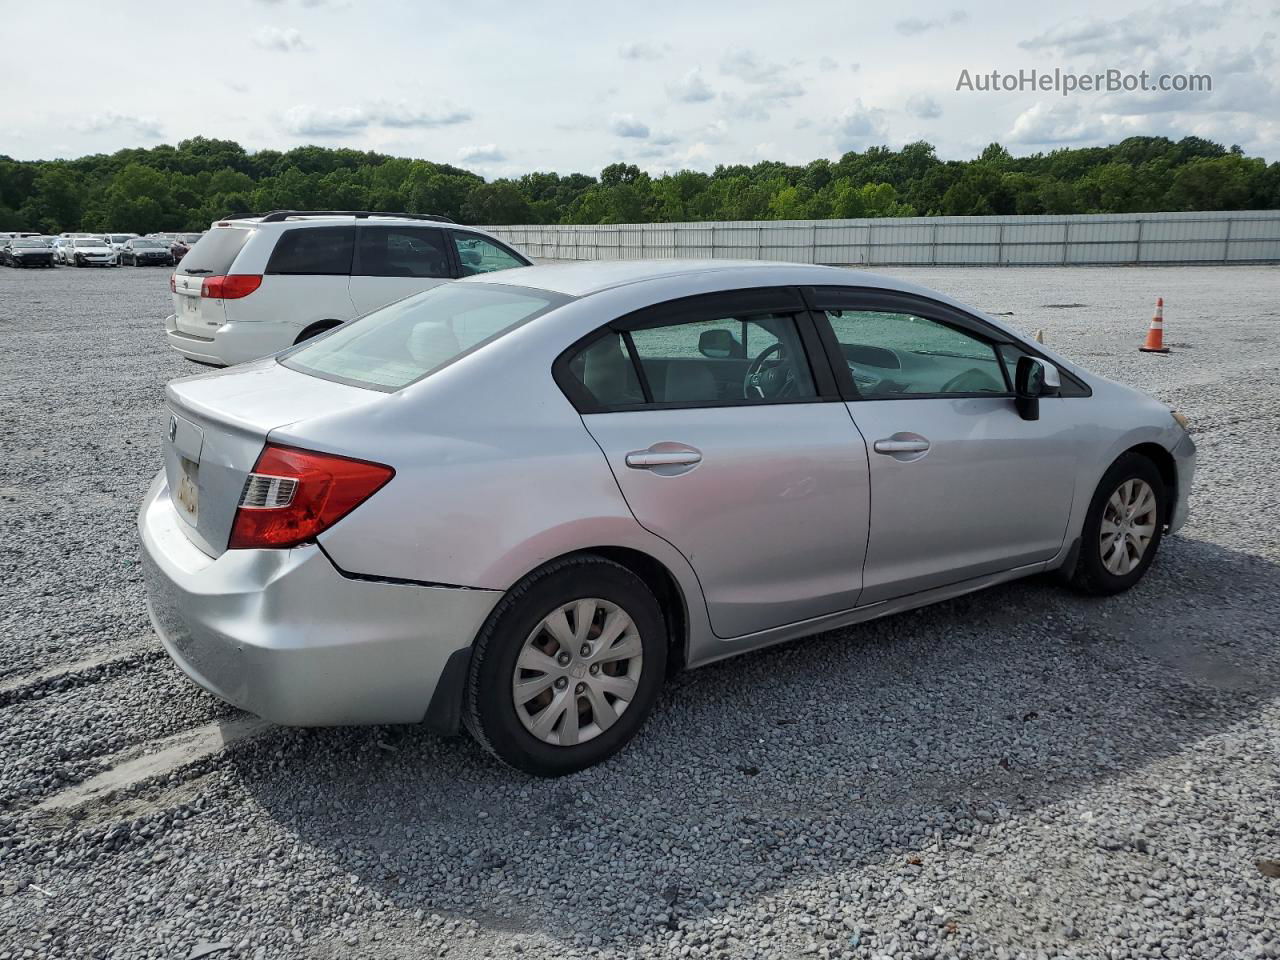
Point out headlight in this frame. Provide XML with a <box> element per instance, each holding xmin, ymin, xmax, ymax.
<box><xmin>1171</xmin><ymin>410</ymin><xmax>1190</xmax><ymax>431</ymax></box>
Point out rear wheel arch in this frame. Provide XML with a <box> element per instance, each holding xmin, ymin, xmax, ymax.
<box><xmin>496</xmin><ymin>547</ymin><xmax>687</xmax><ymax>674</ymax></box>
<box><xmin>294</xmin><ymin>319</ymin><xmax>342</xmax><ymax>344</ymax></box>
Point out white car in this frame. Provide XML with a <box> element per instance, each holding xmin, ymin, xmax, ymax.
<box><xmin>67</xmin><ymin>237</ymin><xmax>118</xmax><ymax>267</ymax></box>
<box><xmin>105</xmin><ymin>233</ymin><xmax>138</xmax><ymax>257</ymax></box>
<box><xmin>164</xmin><ymin>211</ymin><xmax>533</xmax><ymax>367</ymax></box>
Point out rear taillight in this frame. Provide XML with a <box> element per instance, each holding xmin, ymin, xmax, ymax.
<box><xmin>201</xmin><ymin>274</ymin><xmax>262</xmax><ymax>299</ymax></box>
<box><xmin>227</xmin><ymin>444</ymin><xmax>394</xmax><ymax>550</ymax></box>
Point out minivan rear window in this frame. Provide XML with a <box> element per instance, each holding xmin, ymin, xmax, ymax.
<box><xmin>178</xmin><ymin>228</ymin><xmax>251</xmax><ymax>276</ymax></box>
<box><xmin>282</xmin><ymin>283</ymin><xmax>568</xmax><ymax>391</ymax></box>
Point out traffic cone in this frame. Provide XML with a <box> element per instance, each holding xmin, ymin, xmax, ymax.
<box><xmin>1140</xmin><ymin>298</ymin><xmax>1170</xmax><ymax>353</ymax></box>
<box><xmin>1034</xmin><ymin>328</ymin><xmax>1046</xmax><ymax>344</ymax></box>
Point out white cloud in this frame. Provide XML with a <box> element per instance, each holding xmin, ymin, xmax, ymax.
<box><xmin>831</xmin><ymin>101</ymin><xmax>889</xmax><ymax>150</ymax></box>
<box><xmin>457</xmin><ymin>144</ymin><xmax>505</xmax><ymax>163</ymax></box>
<box><xmin>818</xmin><ymin>56</ymin><xmax>840</xmax><ymax>72</ymax></box>
<box><xmin>283</xmin><ymin>102</ymin><xmax>472</xmax><ymax>136</ymax></box>
<box><xmin>79</xmin><ymin>112</ymin><xmax>164</xmax><ymax>139</ymax></box>
<box><xmin>252</xmin><ymin>26</ymin><xmax>309</xmax><ymax>52</ymax></box>
<box><xmin>668</xmin><ymin>69</ymin><xmax>715</xmax><ymax>103</ymax></box>
<box><xmin>619</xmin><ymin>41</ymin><xmax>667</xmax><ymax>61</ymax></box>
<box><xmin>905</xmin><ymin>95</ymin><xmax>942</xmax><ymax>119</ymax></box>
<box><xmin>896</xmin><ymin>10</ymin><xmax>967</xmax><ymax>36</ymax></box>
<box><xmin>720</xmin><ymin>49</ymin><xmax>784</xmax><ymax>84</ymax></box>
<box><xmin>610</xmin><ymin>114</ymin><xmax>651</xmax><ymax>138</ymax></box>
<box><xmin>1020</xmin><ymin>1</ymin><xmax>1234</xmax><ymax>55</ymax></box>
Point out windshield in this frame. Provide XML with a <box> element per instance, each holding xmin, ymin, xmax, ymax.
<box><xmin>76</xmin><ymin>239</ymin><xmax>108</xmax><ymax>248</ymax></box>
<box><xmin>107</xmin><ymin>235</ymin><xmax>129</xmax><ymax>243</ymax></box>
<box><xmin>133</xmin><ymin>239</ymin><xmax>164</xmax><ymax>248</ymax></box>
<box><xmin>282</xmin><ymin>283</ymin><xmax>568</xmax><ymax>391</ymax></box>
<box><xmin>12</xmin><ymin>240</ymin><xmax>43</xmax><ymax>248</ymax></box>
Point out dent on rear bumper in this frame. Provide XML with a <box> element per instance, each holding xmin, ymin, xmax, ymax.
<box><xmin>138</xmin><ymin>472</ymin><xmax>502</xmax><ymax>726</ymax></box>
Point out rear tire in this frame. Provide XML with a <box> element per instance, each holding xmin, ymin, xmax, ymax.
<box><xmin>463</xmin><ymin>555</ymin><xmax>667</xmax><ymax>776</ymax></box>
<box><xmin>1069</xmin><ymin>453</ymin><xmax>1166</xmax><ymax>595</ymax></box>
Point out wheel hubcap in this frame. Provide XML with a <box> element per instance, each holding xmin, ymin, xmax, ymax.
<box><xmin>1100</xmin><ymin>478</ymin><xmax>1158</xmax><ymax>576</ymax></box>
<box><xmin>512</xmin><ymin>598</ymin><xmax>643</xmax><ymax>747</ymax></box>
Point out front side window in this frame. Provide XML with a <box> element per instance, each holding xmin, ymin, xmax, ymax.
<box><xmin>452</xmin><ymin>233</ymin><xmax>527</xmax><ymax>276</ymax></box>
<box><xmin>282</xmin><ymin>283</ymin><xmax>566</xmax><ymax>391</ymax></box>
<box><xmin>355</xmin><ymin>226</ymin><xmax>451</xmax><ymax>278</ymax></box>
<box><xmin>265</xmin><ymin>226</ymin><xmax>354</xmax><ymax>276</ymax></box>
<box><xmin>823</xmin><ymin>310</ymin><xmax>1008</xmax><ymax>397</ymax></box>
<box><xmin>565</xmin><ymin>311</ymin><xmax>817</xmax><ymax>408</ymax></box>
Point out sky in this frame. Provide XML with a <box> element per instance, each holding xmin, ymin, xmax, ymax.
<box><xmin>2</xmin><ymin>0</ymin><xmax>1277</xmax><ymax>176</ymax></box>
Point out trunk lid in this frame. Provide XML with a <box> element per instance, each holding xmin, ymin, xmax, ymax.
<box><xmin>162</xmin><ymin>359</ymin><xmax>381</xmax><ymax>557</ymax></box>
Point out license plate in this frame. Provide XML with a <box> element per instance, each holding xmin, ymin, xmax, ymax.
<box><xmin>175</xmin><ymin>457</ymin><xmax>199</xmax><ymax>524</ymax></box>
<box><xmin>181</xmin><ymin>297</ymin><xmax>199</xmax><ymax>317</ymax></box>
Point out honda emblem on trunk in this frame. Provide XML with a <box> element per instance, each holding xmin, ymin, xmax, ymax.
<box><xmin>168</xmin><ymin>415</ymin><xmax>178</xmax><ymax>442</ymax></box>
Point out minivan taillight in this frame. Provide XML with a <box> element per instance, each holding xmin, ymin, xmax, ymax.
<box><xmin>227</xmin><ymin>444</ymin><xmax>394</xmax><ymax>550</ymax></box>
<box><xmin>201</xmin><ymin>274</ymin><xmax>262</xmax><ymax>299</ymax></box>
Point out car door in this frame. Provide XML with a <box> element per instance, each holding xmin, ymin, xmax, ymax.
<box><xmin>560</xmin><ymin>289</ymin><xmax>870</xmax><ymax>639</ymax></box>
<box><xmin>349</xmin><ymin>225</ymin><xmax>454</xmax><ymax>315</ymax></box>
<box><xmin>806</xmin><ymin>287</ymin><xmax>1079</xmax><ymax>605</ymax></box>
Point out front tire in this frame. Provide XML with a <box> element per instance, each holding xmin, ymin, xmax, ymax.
<box><xmin>1070</xmin><ymin>453</ymin><xmax>1166</xmax><ymax>595</ymax></box>
<box><xmin>463</xmin><ymin>555</ymin><xmax>667</xmax><ymax>776</ymax></box>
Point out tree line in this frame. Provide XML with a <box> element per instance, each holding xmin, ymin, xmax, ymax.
<box><xmin>1</xmin><ymin>135</ymin><xmax>1277</xmax><ymax>234</ymax></box>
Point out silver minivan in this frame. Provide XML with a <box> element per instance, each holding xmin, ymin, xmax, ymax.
<box><xmin>163</xmin><ymin>211</ymin><xmax>532</xmax><ymax>367</ymax></box>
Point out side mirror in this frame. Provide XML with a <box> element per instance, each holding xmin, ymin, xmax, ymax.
<box><xmin>698</xmin><ymin>328</ymin><xmax>743</xmax><ymax>359</ymax></box>
<box><xmin>1014</xmin><ymin>355</ymin><xmax>1060</xmax><ymax>421</ymax></box>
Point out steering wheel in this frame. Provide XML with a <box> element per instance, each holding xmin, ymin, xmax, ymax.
<box><xmin>743</xmin><ymin>342</ymin><xmax>797</xmax><ymax>400</ymax></box>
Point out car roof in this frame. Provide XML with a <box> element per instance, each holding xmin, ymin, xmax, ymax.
<box><xmin>460</xmin><ymin>258</ymin><xmax>947</xmax><ymax>301</ymax></box>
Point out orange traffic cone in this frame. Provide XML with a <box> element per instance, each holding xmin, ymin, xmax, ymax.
<box><xmin>1139</xmin><ymin>297</ymin><xmax>1170</xmax><ymax>353</ymax></box>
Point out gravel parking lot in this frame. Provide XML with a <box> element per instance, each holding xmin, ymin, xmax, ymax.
<box><xmin>1</xmin><ymin>263</ymin><xmax>1279</xmax><ymax>960</ymax></box>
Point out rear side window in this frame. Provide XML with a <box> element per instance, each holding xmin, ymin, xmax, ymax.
<box><xmin>354</xmin><ymin>226</ymin><xmax>451</xmax><ymax>278</ymax></box>
<box><xmin>265</xmin><ymin>226</ymin><xmax>355</xmax><ymax>276</ymax></box>
<box><xmin>282</xmin><ymin>283</ymin><xmax>567</xmax><ymax>391</ymax></box>
<box><xmin>178</xmin><ymin>228</ymin><xmax>252</xmax><ymax>275</ymax></box>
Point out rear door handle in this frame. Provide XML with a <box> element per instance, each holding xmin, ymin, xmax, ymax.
<box><xmin>625</xmin><ymin>449</ymin><xmax>703</xmax><ymax>468</ymax></box>
<box><xmin>873</xmin><ymin>439</ymin><xmax>930</xmax><ymax>454</ymax></box>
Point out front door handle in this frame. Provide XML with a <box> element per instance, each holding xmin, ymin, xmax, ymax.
<box><xmin>625</xmin><ymin>449</ymin><xmax>703</xmax><ymax>468</ymax></box>
<box><xmin>873</xmin><ymin>438</ymin><xmax>930</xmax><ymax>454</ymax></box>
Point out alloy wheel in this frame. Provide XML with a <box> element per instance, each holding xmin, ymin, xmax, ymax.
<box><xmin>512</xmin><ymin>598</ymin><xmax>643</xmax><ymax>747</ymax></box>
<box><xmin>1100</xmin><ymin>477</ymin><xmax>1158</xmax><ymax>575</ymax></box>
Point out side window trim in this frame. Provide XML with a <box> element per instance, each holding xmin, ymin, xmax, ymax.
<box><xmin>552</xmin><ymin>288</ymin><xmax>838</xmax><ymax>414</ymax></box>
<box><xmin>800</xmin><ymin>285</ymin><xmax>1091</xmax><ymax>399</ymax></box>
<box><xmin>801</xmin><ymin>286</ymin><xmax>1016</xmax><ymax>402</ymax></box>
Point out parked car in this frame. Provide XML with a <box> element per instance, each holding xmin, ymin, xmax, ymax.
<box><xmin>163</xmin><ymin>210</ymin><xmax>531</xmax><ymax>367</ymax></box>
<box><xmin>67</xmin><ymin>237</ymin><xmax>118</xmax><ymax>267</ymax></box>
<box><xmin>120</xmin><ymin>237</ymin><xmax>176</xmax><ymax>266</ymax></box>
<box><xmin>170</xmin><ymin>233</ymin><xmax>203</xmax><ymax>262</ymax></box>
<box><xmin>50</xmin><ymin>238</ymin><xmax>74</xmax><ymax>264</ymax></box>
<box><xmin>139</xmin><ymin>260</ymin><xmax>1196</xmax><ymax>776</ymax></box>
<box><xmin>105</xmin><ymin>233</ymin><xmax>139</xmax><ymax>255</ymax></box>
<box><xmin>2</xmin><ymin>238</ymin><xmax>55</xmax><ymax>267</ymax></box>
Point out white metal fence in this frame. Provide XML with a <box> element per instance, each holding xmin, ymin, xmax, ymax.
<box><xmin>485</xmin><ymin>210</ymin><xmax>1280</xmax><ymax>266</ymax></box>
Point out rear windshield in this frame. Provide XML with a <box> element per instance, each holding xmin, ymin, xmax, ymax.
<box><xmin>282</xmin><ymin>283</ymin><xmax>568</xmax><ymax>391</ymax></box>
<box><xmin>178</xmin><ymin>228</ymin><xmax>251</xmax><ymax>275</ymax></box>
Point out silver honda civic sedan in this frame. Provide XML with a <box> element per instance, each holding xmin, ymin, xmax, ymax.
<box><xmin>139</xmin><ymin>261</ymin><xmax>1195</xmax><ymax>776</ymax></box>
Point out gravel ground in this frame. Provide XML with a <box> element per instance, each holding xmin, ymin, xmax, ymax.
<box><xmin>1</xmin><ymin>262</ymin><xmax>1279</xmax><ymax>960</ymax></box>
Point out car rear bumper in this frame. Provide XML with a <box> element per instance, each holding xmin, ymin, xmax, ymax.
<box><xmin>1168</xmin><ymin>431</ymin><xmax>1196</xmax><ymax>534</ymax></box>
<box><xmin>138</xmin><ymin>471</ymin><xmax>501</xmax><ymax>726</ymax></box>
<box><xmin>164</xmin><ymin>314</ymin><xmax>297</xmax><ymax>366</ymax></box>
